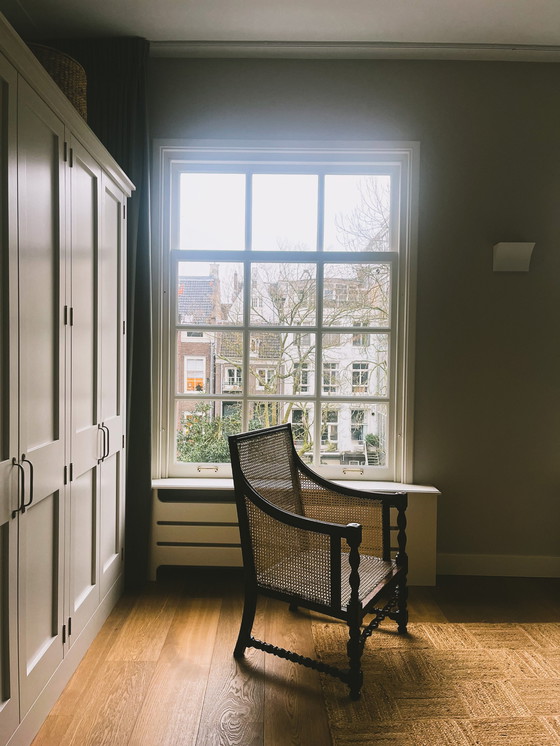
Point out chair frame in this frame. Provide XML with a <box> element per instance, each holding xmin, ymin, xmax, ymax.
<box><xmin>229</xmin><ymin>423</ymin><xmax>408</xmax><ymax>699</ymax></box>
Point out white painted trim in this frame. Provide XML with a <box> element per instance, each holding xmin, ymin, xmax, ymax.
<box><xmin>152</xmin><ymin>476</ymin><xmax>440</xmax><ymax>492</ymax></box>
<box><xmin>149</xmin><ymin>40</ymin><xmax>560</xmax><ymax>62</ymax></box>
<box><xmin>438</xmin><ymin>552</ymin><xmax>560</xmax><ymax>578</ymax></box>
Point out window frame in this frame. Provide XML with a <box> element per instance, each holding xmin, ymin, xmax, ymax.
<box><xmin>152</xmin><ymin>140</ymin><xmax>419</xmax><ymax>483</ymax></box>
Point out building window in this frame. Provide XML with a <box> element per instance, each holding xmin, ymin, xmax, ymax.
<box><xmin>352</xmin><ymin>362</ymin><xmax>369</xmax><ymax>393</ymax></box>
<box><xmin>322</xmin><ymin>362</ymin><xmax>339</xmax><ymax>394</ymax></box>
<box><xmin>291</xmin><ymin>408</ymin><xmax>304</xmax><ymax>440</ymax></box>
<box><xmin>224</xmin><ymin>367</ymin><xmax>242</xmax><ymax>389</ymax></box>
<box><xmin>352</xmin><ymin>324</ymin><xmax>368</xmax><ymax>347</ymax></box>
<box><xmin>294</xmin><ymin>332</ymin><xmax>311</xmax><ymax>348</ymax></box>
<box><xmin>184</xmin><ymin>357</ymin><xmax>205</xmax><ymax>392</ymax></box>
<box><xmin>294</xmin><ymin>362</ymin><xmax>310</xmax><ymax>393</ymax></box>
<box><xmin>321</xmin><ymin>409</ymin><xmax>339</xmax><ymax>445</ymax></box>
<box><xmin>156</xmin><ymin>141</ymin><xmax>418</xmax><ymax>481</ymax></box>
<box><xmin>351</xmin><ymin>409</ymin><xmax>365</xmax><ymax>441</ymax></box>
<box><xmin>255</xmin><ymin>368</ymin><xmax>275</xmax><ymax>391</ymax></box>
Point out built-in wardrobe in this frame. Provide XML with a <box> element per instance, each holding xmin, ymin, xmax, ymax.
<box><xmin>0</xmin><ymin>13</ymin><xmax>133</xmax><ymax>745</ymax></box>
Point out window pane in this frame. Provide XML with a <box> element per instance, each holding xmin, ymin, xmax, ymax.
<box><xmin>179</xmin><ymin>173</ymin><xmax>245</xmax><ymax>250</ymax></box>
<box><xmin>252</xmin><ymin>174</ymin><xmax>318</xmax><ymax>251</ymax></box>
<box><xmin>175</xmin><ymin>399</ymin><xmax>242</xmax><ymax>463</ymax></box>
<box><xmin>323</xmin><ymin>263</ymin><xmax>391</xmax><ymax>327</ymax></box>
<box><xmin>322</xmin><ymin>333</ymin><xmax>389</xmax><ymax>397</ymax></box>
<box><xmin>250</xmin><ymin>263</ymin><xmax>316</xmax><ymax>326</ymax></box>
<box><xmin>320</xmin><ymin>402</ymin><xmax>388</xmax><ymax>466</ymax></box>
<box><xmin>248</xmin><ymin>400</ymin><xmax>315</xmax><ymax>463</ymax></box>
<box><xmin>324</xmin><ymin>174</ymin><xmax>391</xmax><ymax>252</ymax></box>
<box><xmin>249</xmin><ymin>332</ymin><xmax>316</xmax><ymax>395</ymax></box>
<box><xmin>176</xmin><ymin>330</ymin><xmax>243</xmax><ymax>394</ymax></box>
<box><xmin>177</xmin><ymin>262</ymin><xmax>243</xmax><ymax>326</ymax></box>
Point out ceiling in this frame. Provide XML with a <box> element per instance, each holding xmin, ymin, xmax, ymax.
<box><xmin>2</xmin><ymin>0</ymin><xmax>560</xmax><ymax>60</ymax></box>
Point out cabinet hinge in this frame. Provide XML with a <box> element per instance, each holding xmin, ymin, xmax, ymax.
<box><xmin>64</xmin><ymin>465</ymin><xmax>68</xmax><ymax>485</ymax></box>
<box><xmin>62</xmin><ymin>624</ymin><xmax>66</xmax><ymax>644</ymax></box>
<box><xmin>68</xmin><ymin>617</ymin><xmax>72</xmax><ymax>636</ymax></box>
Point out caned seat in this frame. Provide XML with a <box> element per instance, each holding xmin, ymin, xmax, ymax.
<box><xmin>229</xmin><ymin>423</ymin><xmax>409</xmax><ymax>699</ymax></box>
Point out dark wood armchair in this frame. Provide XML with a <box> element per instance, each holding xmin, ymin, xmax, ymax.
<box><xmin>228</xmin><ymin>423</ymin><xmax>408</xmax><ymax>699</ymax></box>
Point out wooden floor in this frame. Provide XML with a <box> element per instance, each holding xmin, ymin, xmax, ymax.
<box><xmin>32</xmin><ymin>570</ymin><xmax>560</xmax><ymax>746</ymax></box>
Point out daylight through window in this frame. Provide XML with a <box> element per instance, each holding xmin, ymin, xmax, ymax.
<box><xmin>157</xmin><ymin>143</ymin><xmax>418</xmax><ymax>480</ymax></box>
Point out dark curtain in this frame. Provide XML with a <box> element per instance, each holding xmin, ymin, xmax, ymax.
<box><xmin>51</xmin><ymin>38</ymin><xmax>152</xmax><ymax>589</ymax></box>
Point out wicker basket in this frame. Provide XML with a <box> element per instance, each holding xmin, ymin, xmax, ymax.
<box><xmin>28</xmin><ymin>43</ymin><xmax>87</xmax><ymax>120</ymax></box>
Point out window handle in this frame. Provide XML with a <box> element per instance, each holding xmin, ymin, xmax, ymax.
<box><xmin>343</xmin><ymin>468</ymin><xmax>364</xmax><ymax>476</ymax></box>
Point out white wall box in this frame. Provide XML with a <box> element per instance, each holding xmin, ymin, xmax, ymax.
<box><xmin>0</xmin><ymin>13</ymin><xmax>133</xmax><ymax>746</ymax></box>
<box><xmin>150</xmin><ymin>479</ymin><xmax>440</xmax><ymax>587</ymax></box>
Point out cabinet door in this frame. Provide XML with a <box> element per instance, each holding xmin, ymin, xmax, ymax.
<box><xmin>98</xmin><ymin>175</ymin><xmax>126</xmax><ymax>597</ymax></box>
<box><xmin>17</xmin><ymin>79</ymin><xmax>65</xmax><ymax>716</ymax></box>
<box><xmin>0</xmin><ymin>52</ymin><xmax>20</xmax><ymax>745</ymax></box>
<box><xmin>67</xmin><ymin>137</ymin><xmax>102</xmax><ymax>643</ymax></box>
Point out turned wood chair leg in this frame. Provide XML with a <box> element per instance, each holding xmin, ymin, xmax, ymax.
<box><xmin>234</xmin><ymin>589</ymin><xmax>257</xmax><ymax>658</ymax></box>
<box><xmin>397</xmin><ymin>580</ymin><xmax>409</xmax><ymax>634</ymax></box>
<box><xmin>346</xmin><ymin>620</ymin><xmax>363</xmax><ymax>700</ymax></box>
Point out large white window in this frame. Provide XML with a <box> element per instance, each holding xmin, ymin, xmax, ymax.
<box><xmin>153</xmin><ymin>142</ymin><xmax>418</xmax><ymax>481</ymax></box>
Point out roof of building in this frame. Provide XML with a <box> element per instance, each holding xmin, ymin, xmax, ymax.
<box><xmin>177</xmin><ymin>276</ymin><xmax>216</xmax><ymax>324</ymax></box>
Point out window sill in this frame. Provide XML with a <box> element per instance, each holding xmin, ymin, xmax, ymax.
<box><xmin>152</xmin><ymin>476</ymin><xmax>440</xmax><ymax>494</ymax></box>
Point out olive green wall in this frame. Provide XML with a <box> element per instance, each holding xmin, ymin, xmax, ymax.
<box><xmin>148</xmin><ymin>58</ymin><xmax>560</xmax><ymax>569</ymax></box>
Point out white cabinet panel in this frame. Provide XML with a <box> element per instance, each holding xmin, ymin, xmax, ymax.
<box><xmin>0</xmin><ymin>50</ymin><xmax>20</xmax><ymax>744</ymax></box>
<box><xmin>69</xmin><ymin>138</ymin><xmax>102</xmax><ymax>480</ymax></box>
<box><xmin>68</xmin><ymin>468</ymin><xmax>99</xmax><ymax>639</ymax></box>
<box><xmin>99</xmin><ymin>451</ymin><xmax>123</xmax><ymax>596</ymax></box>
<box><xmin>66</xmin><ymin>137</ymin><xmax>103</xmax><ymax>648</ymax></box>
<box><xmin>17</xmin><ymin>78</ymin><xmax>65</xmax><ymax>519</ymax></box>
<box><xmin>0</xmin><ymin>522</ymin><xmax>19</xmax><ymax>745</ymax></box>
<box><xmin>18</xmin><ymin>490</ymin><xmax>64</xmax><ymax>716</ymax></box>
<box><xmin>16</xmin><ymin>79</ymin><xmax>66</xmax><ymax>721</ymax></box>
<box><xmin>100</xmin><ymin>177</ymin><xmax>124</xmax><ymax>437</ymax></box>
<box><xmin>98</xmin><ymin>175</ymin><xmax>126</xmax><ymax>599</ymax></box>
<box><xmin>0</xmin><ymin>16</ymin><xmax>131</xmax><ymax>743</ymax></box>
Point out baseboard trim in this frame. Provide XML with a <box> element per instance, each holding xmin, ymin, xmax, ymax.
<box><xmin>437</xmin><ymin>552</ymin><xmax>560</xmax><ymax>578</ymax></box>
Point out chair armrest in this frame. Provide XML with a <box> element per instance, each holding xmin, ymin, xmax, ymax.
<box><xmin>296</xmin><ymin>456</ymin><xmax>407</xmax><ymax>510</ymax></box>
<box><xmin>240</xmin><ymin>476</ymin><xmax>362</xmax><ymax>543</ymax></box>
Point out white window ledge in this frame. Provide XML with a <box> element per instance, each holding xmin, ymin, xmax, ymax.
<box><xmin>152</xmin><ymin>477</ymin><xmax>439</xmax><ymax>494</ymax></box>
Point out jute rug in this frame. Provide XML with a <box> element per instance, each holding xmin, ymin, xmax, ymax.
<box><xmin>311</xmin><ymin>621</ymin><xmax>560</xmax><ymax>746</ymax></box>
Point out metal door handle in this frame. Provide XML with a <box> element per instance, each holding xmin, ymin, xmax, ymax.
<box><xmin>99</xmin><ymin>424</ymin><xmax>110</xmax><ymax>461</ymax></box>
<box><xmin>11</xmin><ymin>458</ymin><xmax>25</xmax><ymax>518</ymax></box>
<box><xmin>21</xmin><ymin>454</ymin><xmax>34</xmax><ymax>512</ymax></box>
<box><xmin>98</xmin><ymin>424</ymin><xmax>105</xmax><ymax>463</ymax></box>
<box><xmin>104</xmin><ymin>425</ymin><xmax>110</xmax><ymax>459</ymax></box>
